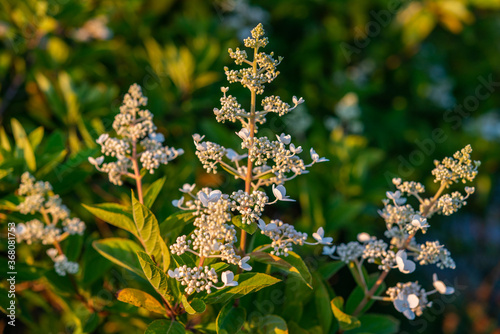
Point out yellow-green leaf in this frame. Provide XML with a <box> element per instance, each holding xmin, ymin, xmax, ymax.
<box><xmin>250</xmin><ymin>251</ymin><xmax>312</xmax><ymax>288</ymax></box>
<box><xmin>132</xmin><ymin>192</ymin><xmax>170</xmax><ymax>270</ymax></box>
<box><xmin>330</xmin><ymin>296</ymin><xmax>361</xmax><ymax>331</ymax></box>
<box><xmin>145</xmin><ymin>320</ymin><xmax>186</xmax><ymax>334</ymax></box>
<box><xmin>117</xmin><ymin>288</ymin><xmax>166</xmax><ymax>315</ymax></box>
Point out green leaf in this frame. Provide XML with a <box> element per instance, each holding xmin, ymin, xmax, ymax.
<box><xmin>132</xmin><ymin>193</ymin><xmax>170</xmax><ymax>270</ymax></box>
<box><xmin>204</xmin><ymin>273</ymin><xmax>280</xmax><ymax>304</ymax></box>
<box><xmin>64</xmin><ymin>234</ymin><xmax>83</xmax><ymax>261</ymax></box>
<box><xmin>37</xmin><ymin>149</ymin><xmax>67</xmax><ymax>177</ymax></box>
<box><xmin>250</xmin><ymin>251</ymin><xmax>312</xmax><ymax>288</ymax></box>
<box><xmin>83</xmin><ymin>313</ymin><xmax>100</xmax><ymax>333</ymax></box>
<box><xmin>286</xmin><ymin>322</ymin><xmax>309</xmax><ymax>334</ymax></box>
<box><xmin>252</xmin><ymin>315</ymin><xmax>288</xmax><ymax>334</ymax></box>
<box><xmin>345</xmin><ymin>273</ymin><xmax>387</xmax><ymax>315</ymax></box>
<box><xmin>143</xmin><ymin>177</ymin><xmax>166</xmax><ymax>208</ymax></box>
<box><xmin>117</xmin><ymin>288</ymin><xmax>166</xmax><ymax>315</ymax></box>
<box><xmin>172</xmin><ymin>253</ymin><xmax>197</xmax><ymax>269</ymax></box>
<box><xmin>160</xmin><ymin>211</ymin><xmax>196</xmax><ymax>241</ymax></box>
<box><xmin>331</xmin><ymin>297</ymin><xmax>361</xmax><ymax>331</ymax></box>
<box><xmin>145</xmin><ymin>320</ymin><xmax>186</xmax><ymax>334</ymax></box>
<box><xmin>180</xmin><ymin>295</ymin><xmax>206</xmax><ymax>315</ymax></box>
<box><xmin>45</xmin><ymin>270</ymin><xmax>77</xmax><ymax>294</ymax></box>
<box><xmin>216</xmin><ymin>302</ymin><xmax>246</xmax><ymax>334</ymax></box>
<box><xmin>211</xmin><ymin>262</ymin><xmax>230</xmax><ymax>272</ymax></box>
<box><xmin>28</xmin><ymin>126</ymin><xmax>44</xmax><ymax>151</ymax></box>
<box><xmin>232</xmin><ymin>215</ymin><xmax>258</xmax><ymax>235</ymax></box>
<box><xmin>0</xmin><ymin>126</ymin><xmax>11</xmax><ymax>151</ymax></box>
<box><xmin>348</xmin><ymin>261</ymin><xmax>369</xmax><ymax>289</ymax></box>
<box><xmin>11</xmin><ymin>118</ymin><xmax>36</xmax><ymax>171</ymax></box>
<box><xmin>136</xmin><ymin>251</ymin><xmax>175</xmax><ymax>304</ymax></box>
<box><xmin>35</xmin><ymin>72</ymin><xmax>65</xmax><ymax>119</ymax></box>
<box><xmin>314</xmin><ymin>274</ymin><xmax>333</xmax><ymax>331</ymax></box>
<box><xmin>0</xmin><ymin>258</ymin><xmax>46</xmax><ymax>282</ymax></box>
<box><xmin>220</xmin><ymin>163</ymin><xmax>240</xmax><ymax>177</ymax></box>
<box><xmin>345</xmin><ymin>314</ymin><xmax>400</xmax><ymax>334</ymax></box>
<box><xmin>92</xmin><ymin>238</ymin><xmax>144</xmax><ymax>277</ymax></box>
<box><xmin>281</xmin><ymin>302</ymin><xmax>303</xmax><ymax>324</ymax></box>
<box><xmin>319</xmin><ymin>261</ymin><xmax>345</xmax><ymax>280</ymax></box>
<box><xmin>81</xmin><ymin>240</ymin><xmax>114</xmax><ymax>287</ymax></box>
<box><xmin>83</xmin><ymin>203</ymin><xmax>137</xmax><ymax>237</ymax></box>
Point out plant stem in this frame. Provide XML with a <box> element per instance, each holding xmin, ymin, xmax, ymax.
<box><xmin>354</xmin><ymin>259</ymin><xmax>368</xmax><ymax>294</ymax></box>
<box><xmin>353</xmin><ymin>269</ymin><xmax>390</xmax><ymax>316</ymax></box>
<box><xmin>421</xmin><ymin>181</ymin><xmax>447</xmax><ymax>217</ymax></box>
<box><xmin>53</xmin><ymin>240</ymin><xmax>64</xmax><ymax>255</ymax></box>
<box><xmin>240</xmin><ymin>46</ymin><xmax>258</xmax><ymax>254</ymax></box>
<box><xmin>131</xmin><ymin>140</ymin><xmax>144</xmax><ymax>204</ymax></box>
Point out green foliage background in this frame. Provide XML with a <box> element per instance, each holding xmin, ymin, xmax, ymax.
<box><xmin>1</xmin><ymin>0</ymin><xmax>499</xmax><ymax>333</ymax></box>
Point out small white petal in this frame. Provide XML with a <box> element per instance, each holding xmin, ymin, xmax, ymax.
<box><xmin>192</xmin><ymin>133</ymin><xmax>205</xmax><ymax>142</ymax></box>
<box><xmin>407</xmin><ymin>294</ymin><xmax>420</xmax><ymax>308</ymax></box>
<box><xmin>403</xmin><ymin>309</ymin><xmax>416</xmax><ymax>320</ymax></box>
<box><xmin>357</xmin><ymin>232</ymin><xmax>371</xmax><ymax>243</ymax></box>
<box><xmin>322</xmin><ymin>246</ymin><xmax>336</xmax><ymax>256</ymax></box>
<box><xmin>199</xmin><ymin>192</ymin><xmax>209</xmax><ymax>207</ymax></box>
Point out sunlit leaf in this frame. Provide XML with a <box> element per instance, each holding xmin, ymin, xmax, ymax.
<box><xmin>330</xmin><ymin>296</ymin><xmax>361</xmax><ymax>331</ymax></box>
<box><xmin>92</xmin><ymin>238</ymin><xmax>144</xmax><ymax>277</ymax></box>
<box><xmin>132</xmin><ymin>192</ymin><xmax>170</xmax><ymax>270</ymax></box>
<box><xmin>145</xmin><ymin>319</ymin><xmax>186</xmax><ymax>334</ymax></box>
<box><xmin>83</xmin><ymin>202</ymin><xmax>136</xmax><ymax>236</ymax></box>
<box><xmin>204</xmin><ymin>273</ymin><xmax>280</xmax><ymax>304</ymax></box>
<box><xmin>117</xmin><ymin>288</ymin><xmax>166</xmax><ymax>315</ymax></box>
<box><xmin>250</xmin><ymin>251</ymin><xmax>312</xmax><ymax>288</ymax></box>
<box><xmin>216</xmin><ymin>302</ymin><xmax>246</xmax><ymax>334</ymax></box>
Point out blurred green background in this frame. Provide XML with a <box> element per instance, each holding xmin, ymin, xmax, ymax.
<box><xmin>1</xmin><ymin>0</ymin><xmax>499</xmax><ymax>333</ymax></box>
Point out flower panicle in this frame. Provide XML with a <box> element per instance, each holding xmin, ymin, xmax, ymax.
<box><xmin>89</xmin><ymin>83</ymin><xmax>184</xmax><ymax>185</ymax></box>
<box><xmin>170</xmin><ymin>24</ymin><xmax>330</xmax><ymax>296</ymax></box>
<box><xmin>323</xmin><ymin>145</ymin><xmax>479</xmax><ymax>320</ymax></box>
<box><xmin>16</xmin><ymin>172</ymin><xmax>84</xmax><ymax>276</ymax></box>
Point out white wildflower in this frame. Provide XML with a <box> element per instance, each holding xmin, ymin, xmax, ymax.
<box><xmin>395</xmin><ymin>250</ymin><xmax>416</xmax><ymax>274</ymax></box>
<box><xmin>312</xmin><ymin>227</ymin><xmax>333</xmax><ymax>245</ymax></box>
<box><xmin>272</xmin><ymin>184</ymin><xmax>294</xmax><ymax>202</ymax></box>
<box><xmin>221</xmin><ymin>271</ymin><xmax>238</xmax><ymax>287</ymax></box>
<box><xmin>432</xmin><ymin>273</ymin><xmax>455</xmax><ymax>295</ymax></box>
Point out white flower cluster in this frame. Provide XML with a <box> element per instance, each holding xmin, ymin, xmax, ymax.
<box><xmin>386</xmin><ymin>281</ymin><xmax>431</xmax><ymax>320</ymax></box>
<box><xmin>230</xmin><ymin>190</ymin><xmax>268</xmax><ymax>225</ymax></box>
<box><xmin>195</xmin><ymin>24</ymin><xmax>328</xmax><ymax>189</ymax></box>
<box><xmin>47</xmin><ymin>248</ymin><xmax>79</xmax><ymax>276</ymax></box>
<box><xmin>431</xmin><ymin>144</ymin><xmax>480</xmax><ymax>185</ymax></box>
<box><xmin>16</xmin><ymin>173</ymin><xmax>85</xmax><ymax>276</ymax></box>
<box><xmin>16</xmin><ymin>219</ymin><xmax>46</xmax><ymax>244</ymax></box>
<box><xmin>168</xmin><ymin>266</ymin><xmax>218</xmax><ymax>295</ymax></box>
<box><xmin>223</xmin><ymin>24</ymin><xmax>280</xmax><ymax>95</ymax></box>
<box><xmin>416</xmin><ymin>241</ymin><xmax>456</xmax><ymax>269</ymax></box>
<box><xmin>73</xmin><ymin>16</ymin><xmax>112</xmax><ymax>42</ymax></box>
<box><xmin>170</xmin><ymin>187</ymin><xmax>251</xmax><ymax>272</ymax></box>
<box><xmin>194</xmin><ymin>131</ymin><xmax>327</xmax><ymax>187</ymax></box>
<box><xmin>16</xmin><ymin>173</ymin><xmax>85</xmax><ymax>244</ymax></box>
<box><xmin>194</xmin><ymin>136</ymin><xmax>226</xmax><ymax>174</ymax></box>
<box><xmin>323</xmin><ymin>146</ymin><xmax>479</xmax><ymax>320</ymax></box>
<box><xmin>17</xmin><ymin>172</ymin><xmax>54</xmax><ymax>214</ymax></box>
<box><xmin>362</xmin><ymin>239</ymin><xmax>397</xmax><ymax>271</ymax></box>
<box><xmin>168</xmin><ymin>267</ymin><xmax>238</xmax><ymax>295</ymax></box>
<box><xmin>170</xmin><ymin>183</ymin><xmax>331</xmax><ymax>293</ymax></box>
<box><xmin>386</xmin><ymin>273</ymin><xmax>455</xmax><ymax>320</ymax></box>
<box><xmin>324</xmin><ymin>241</ymin><xmax>364</xmax><ymax>263</ymax></box>
<box><xmin>169</xmin><ymin>24</ymin><xmax>331</xmax><ymax>295</ymax></box>
<box><xmin>89</xmin><ymin>84</ymin><xmax>183</xmax><ymax>185</ymax></box>
<box><xmin>436</xmin><ymin>191</ymin><xmax>468</xmax><ymax>216</ymax></box>
<box><xmin>258</xmin><ymin>219</ymin><xmax>308</xmax><ymax>256</ymax></box>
